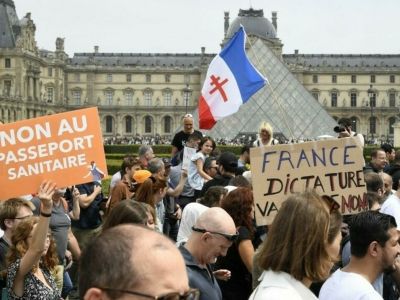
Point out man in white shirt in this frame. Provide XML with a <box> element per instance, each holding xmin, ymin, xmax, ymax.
<box><xmin>320</xmin><ymin>211</ymin><xmax>400</xmax><ymax>300</ymax></box>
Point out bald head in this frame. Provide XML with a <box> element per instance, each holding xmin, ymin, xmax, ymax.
<box><xmin>195</xmin><ymin>207</ymin><xmax>236</xmax><ymax>235</ymax></box>
<box><xmin>81</xmin><ymin>225</ymin><xmax>188</xmax><ymax>300</ymax></box>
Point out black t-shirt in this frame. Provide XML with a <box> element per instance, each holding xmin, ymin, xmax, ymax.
<box><xmin>72</xmin><ymin>182</ymin><xmax>102</xmax><ymax>230</ymax></box>
<box><xmin>215</xmin><ymin>226</ymin><xmax>252</xmax><ymax>300</ymax></box>
<box><xmin>171</xmin><ymin>130</ymin><xmax>202</xmax><ymax>152</ymax></box>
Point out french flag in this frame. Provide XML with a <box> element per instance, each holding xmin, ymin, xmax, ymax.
<box><xmin>199</xmin><ymin>26</ymin><xmax>267</xmax><ymax>129</ymax></box>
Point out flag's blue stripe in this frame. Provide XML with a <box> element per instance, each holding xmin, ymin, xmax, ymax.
<box><xmin>219</xmin><ymin>27</ymin><xmax>266</xmax><ymax>103</ymax></box>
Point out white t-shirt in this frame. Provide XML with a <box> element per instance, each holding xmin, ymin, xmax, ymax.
<box><xmin>188</xmin><ymin>152</ymin><xmax>206</xmax><ymax>191</ymax></box>
<box><xmin>320</xmin><ymin>269</ymin><xmax>382</xmax><ymax>300</ymax></box>
<box><xmin>380</xmin><ymin>193</ymin><xmax>400</xmax><ymax>230</ymax></box>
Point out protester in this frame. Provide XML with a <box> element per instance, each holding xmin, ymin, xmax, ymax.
<box><xmin>320</xmin><ymin>211</ymin><xmax>400</xmax><ymax>300</ymax></box>
<box><xmin>216</xmin><ymin>187</ymin><xmax>256</xmax><ymax>300</ymax></box>
<box><xmin>31</xmin><ymin>187</ymin><xmax>81</xmax><ymax>299</ymax></box>
<box><xmin>188</xmin><ymin>136</ymin><xmax>216</xmax><ymax>199</ymax></box>
<box><xmin>171</xmin><ymin>113</ymin><xmax>202</xmax><ymax>159</ymax></box>
<box><xmin>386</xmin><ymin>150</ymin><xmax>400</xmax><ymax>192</ymax></box>
<box><xmin>6</xmin><ymin>181</ymin><xmax>61</xmax><ymax>299</ymax></box>
<box><xmin>179</xmin><ymin>207</ymin><xmax>237</xmax><ymax>300</ymax></box>
<box><xmin>80</xmin><ymin>224</ymin><xmax>198</xmax><ymax>300</ymax></box>
<box><xmin>138</xmin><ymin>145</ymin><xmax>155</xmax><ymax>169</ymax></box>
<box><xmin>107</xmin><ymin>156</ymin><xmax>141</xmax><ymax>214</ymax></box>
<box><xmin>177</xmin><ymin>203</ymin><xmax>209</xmax><ymax>246</ymax></box>
<box><xmin>381</xmin><ymin>172</ymin><xmax>394</xmax><ymax>201</ymax></box>
<box><xmin>203</xmin><ymin>156</ymin><xmax>218</xmax><ymax>179</ymax></box>
<box><xmin>253</xmin><ymin>121</ymin><xmax>278</xmax><ymax>147</ymax></box>
<box><xmin>198</xmin><ymin>186</ymin><xmax>227</xmax><ymax>208</ymax></box>
<box><xmin>102</xmin><ymin>200</ymin><xmax>151</xmax><ymax>231</ymax></box>
<box><xmin>200</xmin><ymin>152</ymin><xmax>237</xmax><ymax>197</ymax></box>
<box><xmin>108</xmin><ymin>154</ymin><xmax>136</xmax><ymax>190</ymax></box>
<box><xmin>364</xmin><ymin>149</ymin><xmax>387</xmax><ymax>174</ymax></box>
<box><xmin>381</xmin><ymin>144</ymin><xmax>395</xmax><ymax>172</ymax></box>
<box><xmin>0</xmin><ymin>199</ymin><xmax>34</xmax><ymax>292</ymax></box>
<box><xmin>249</xmin><ymin>190</ymin><xmax>335</xmax><ymax>299</ymax></box>
<box><xmin>335</xmin><ymin>117</ymin><xmax>365</xmax><ymax>147</ymax></box>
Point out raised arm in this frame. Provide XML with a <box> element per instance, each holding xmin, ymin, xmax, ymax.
<box><xmin>69</xmin><ymin>187</ymin><xmax>81</xmax><ymax>220</ymax></box>
<box><xmin>78</xmin><ymin>185</ymin><xmax>102</xmax><ymax>209</ymax></box>
<box><xmin>12</xmin><ymin>181</ymin><xmax>56</xmax><ymax>297</ymax></box>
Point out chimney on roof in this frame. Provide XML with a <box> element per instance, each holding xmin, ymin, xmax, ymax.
<box><xmin>94</xmin><ymin>45</ymin><xmax>99</xmax><ymax>53</ymax></box>
<box><xmin>272</xmin><ymin>11</ymin><xmax>277</xmax><ymax>32</ymax></box>
<box><xmin>201</xmin><ymin>47</ymin><xmax>205</xmax><ymax>54</ymax></box>
<box><xmin>224</xmin><ymin>11</ymin><xmax>230</xmax><ymax>38</ymax></box>
<box><xmin>295</xmin><ymin>49</ymin><xmax>299</xmax><ymax>55</ymax></box>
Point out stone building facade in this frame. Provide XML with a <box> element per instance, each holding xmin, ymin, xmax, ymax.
<box><xmin>0</xmin><ymin>0</ymin><xmax>399</xmax><ymax>141</ymax></box>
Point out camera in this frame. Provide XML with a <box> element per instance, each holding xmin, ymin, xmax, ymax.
<box><xmin>333</xmin><ymin>125</ymin><xmax>347</xmax><ymax>133</ymax></box>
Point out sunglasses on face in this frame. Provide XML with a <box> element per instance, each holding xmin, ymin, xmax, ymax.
<box><xmin>191</xmin><ymin>226</ymin><xmax>239</xmax><ymax>242</ymax></box>
<box><xmin>99</xmin><ymin>287</ymin><xmax>200</xmax><ymax>300</ymax></box>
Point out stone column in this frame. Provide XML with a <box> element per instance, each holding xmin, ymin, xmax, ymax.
<box><xmin>393</xmin><ymin>121</ymin><xmax>400</xmax><ymax>147</ymax></box>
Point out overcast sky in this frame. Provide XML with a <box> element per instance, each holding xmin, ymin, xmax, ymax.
<box><xmin>13</xmin><ymin>0</ymin><xmax>400</xmax><ymax>56</ymax></box>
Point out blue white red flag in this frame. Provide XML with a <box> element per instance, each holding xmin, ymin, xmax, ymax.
<box><xmin>198</xmin><ymin>26</ymin><xmax>267</xmax><ymax>129</ymax></box>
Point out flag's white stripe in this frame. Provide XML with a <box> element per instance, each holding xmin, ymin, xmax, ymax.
<box><xmin>201</xmin><ymin>55</ymin><xmax>242</xmax><ymax>121</ymax></box>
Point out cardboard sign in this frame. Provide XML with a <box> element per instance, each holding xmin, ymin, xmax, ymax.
<box><xmin>0</xmin><ymin>107</ymin><xmax>107</xmax><ymax>200</ymax></box>
<box><xmin>250</xmin><ymin>137</ymin><xmax>367</xmax><ymax>225</ymax></box>
<box><xmin>182</xmin><ymin>146</ymin><xmax>196</xmax><ymax>171</ymax></box>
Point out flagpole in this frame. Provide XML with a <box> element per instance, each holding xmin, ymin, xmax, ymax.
<box><xmin>245</xmin><ymin>34</ymin><xmax>296</xmax><ymax>141</ymax></box>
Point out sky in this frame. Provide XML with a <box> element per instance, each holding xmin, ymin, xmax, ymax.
<box><xmin>13</xmin><ymin>0</ymin><xmax>400</xmax><ymax>56</ymax></box>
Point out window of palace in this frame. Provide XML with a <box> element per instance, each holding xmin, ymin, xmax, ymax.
<box><xmin>164</xmin><ymin>116</ymin><xmax>172</xmax><ymax>133</ymax></box>
<box><xmin>331</xmin><ymin>93</ymin><xmax>337</xmax><ymax>107</ymax></box>
<box><xmin>126</xmin><ymin>74</ymin><xmax>132</xmax><ymax>82</ymax></box>
<box><xmin>332</xmin><ymin>75</ymin><xmax>337</xmax><ymax>83</ymax></box>
<box><xmin>312</xmin><ymin>75</ymin><xmax>318</xmax><ymax>83</ymax></box>
<box><xmin>105</xmin><ymin>90</ymin><xmax>113</xmax><ymax>105</ymax></box>
<box><xmin>144</xmin><ymin>116</ymin><xmax>152</xmax><ymax>133</ymax></box>
<box><xmin>350</xmin><ymin>117</ymin><xmax>358</xmax><ymax>132</ymax></box>
<box><xmin>125</xmin><ymin>91</ymin><xmax>133</xmax><ymax>105</ymax></box>
<box><xmin>370</xmin><ymin>93</ymin><xmax>376</xmax><ymax>107</ymax></box>
<box><xmin>164</xmin><ymin>90</ymin><xmax>172</xmax><ymax>106</ymax></box>
<box><xmin>146</xmin><ymin>74</ymin><xmax>151</xmax><ymax>83</ymax></box>
<box><xmin>165</xmin><ymin>74</ymin><xmax>171</xmax><ymax>83</ymax></box>
<box><xmin>125</xmin><ymin>116</ymin><xmax>133</xmax><ymax>133</ymax></box>
<box><xmin>47</xmin><ymin>87</ymin><xmax>54</xmax><ymax>103</ymax></box>
<box><xmin>312</xmin><ymin>92</ymin><xmax>319</xmax><ymax>101</ymax></box>
<box><xmin>75</xmin><ymin>73</ymin><xmax>80</xmax><ymax>82</ymax></box>
<box><xmin>106</xmin><ymin>116</ymin><xmax>113</xmax><ymax>133</ymax></box>
<box><xmin>390</xmin><ymin>75</ymin><xmax>395</xmax><ymax>83</ymax></box>
<box><xmin>389</xmin><ymin>93</ymin><xmax>396</xmax><ymax>107</ymax></box>
<box><xmin>107</xmin><ymin>74</ymin><xmax>113</xmax><ymax>83</ymax></box>
<box><xmin>351</xmin><ymin>75</ymin><xmax>356</xmax><ymax>83</ymax></box>
<box><xmin>3</xmin><ymin>80</ymin><xmax>11</xmax><ymax>96</ymax></box>
<box><xmin>389</xmin><ymin>117</ymin><xmax>396</xmax><ymax>134</ymax></box>
<box><xmin>370</xmin><ymin>75</ymin><xmax>375</xmax><ymax>83</ymax></box>
<box><xmin>350</xmin><ymin>93</ymin><xmax>357</xmax><ymax>107</ymax></box>
<box><xmin>48</xmin><ymin>67</ymin><xmax>53</xmax><ymax>77</ymax></box>
<box><xmin>72</xmin><ymin>90</ymin><xmax>81</xmax><ymax>105</ymax></box>
<box><xmin>5</xmin><ymin>58</ymin><xmax>11</xmax><ymax>68</ymax></box>
<box><xmin>144</xmin><ymin>90</ymin><xmax>152</xmax><ymax>106</ymax></box>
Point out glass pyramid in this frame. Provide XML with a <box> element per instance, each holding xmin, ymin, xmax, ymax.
<box><xmin>193</xmin><ymin>38</ymin><xmax>337</xmax><ymax>141</ymax></box>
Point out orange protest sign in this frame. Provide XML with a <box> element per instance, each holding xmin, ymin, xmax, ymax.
<box><xmin>250</xmin><ymin>137</ymin><xmax>367</xmax><ymax>225</ymax></box>
<box><xmin>0</xmin><ymin>107</ymin><xmax>107</xmax><ymax>200</ymax></box>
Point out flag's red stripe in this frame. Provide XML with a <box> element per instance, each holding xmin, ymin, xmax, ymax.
<box><xmin>198</xmin><ymin>95</ymin><xmax>216</xmax><ymax>129</ymax></box>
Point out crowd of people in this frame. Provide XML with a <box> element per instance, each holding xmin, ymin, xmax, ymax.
<box><xmin>1</xmin><ymin>115</ymin><xmax>400</xmax><ymax>300</ymax></box>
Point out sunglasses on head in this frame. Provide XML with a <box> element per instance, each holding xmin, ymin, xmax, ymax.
<box><xmin>99</xmin><ymin>287</ymin><xmax>200</xmax><ymax>300</ymax></box>
<box><xmin>191</xmin><ymin>226</ymin><xmax>239</xmax><ymax>242</ymax></box>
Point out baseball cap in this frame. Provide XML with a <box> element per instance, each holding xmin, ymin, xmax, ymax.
<box><xmin>132</xmin><ymin>170</ymin><xmax>152</xmax><ymax>184</ymax></box>
<box><xmin>218</xmin><ymin>152</ymin><xmax>238</xmax><ymax>173</ymax></box>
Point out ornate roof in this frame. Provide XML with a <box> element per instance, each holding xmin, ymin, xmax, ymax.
<box><xmin>226</xmin><ymin>8</ymin><xmax>277</xmax><ymax>40</ymax></box>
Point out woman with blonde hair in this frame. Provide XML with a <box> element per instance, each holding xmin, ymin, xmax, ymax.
<box><xmin>253</xmin><ymin>121</ymin><xmax>278</xmax><ymax>147</ymax></box>
<box><xmin>6</xmin><ymin>181</ymin><xmax>61</xmax><ymax>299</ymax></box>
<box><xmin>250</xmin><ymin>190</ymin><xmax>341</xmax><ymax>300</ymax></box>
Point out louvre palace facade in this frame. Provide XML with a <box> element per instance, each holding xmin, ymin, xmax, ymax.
<box><xmin>0</xmin><ymin>0</ymin><xmax>399</xmax><ymax>141</ymax></box>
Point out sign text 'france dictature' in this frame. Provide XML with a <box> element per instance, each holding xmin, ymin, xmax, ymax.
<box><xmin>0</xmin><ymin>107</ymin><xmax>107</xmax><ymax>200</ymax></box>
<box><xmin>250</xmin><ymin>137</ymin><xmax>367</xmax><ymax>225</ymax></box>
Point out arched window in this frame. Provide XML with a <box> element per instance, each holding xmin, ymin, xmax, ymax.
<box><xmin>164</xmin><ymin>116</ymin><xmax>172</xmax><ymax>133</ymax></box>
<box><xmin>145</xmin><ymin>116</ymin><xmax>152</xmax><ymax>133</ymax></box>
<box><xmin>125</xmin><ymin>116</ymin><xmax>133</xmax><ymax>133</ymax></box>
<box><xmin>105</xmin><ymin>116</ymin><xmax>113</xmax><ymax>133</ymax></box>
<box><xmin>389</xmin><ymin>117</ymin><xmax>396</xmax><ymax>134</ymax></box>
<box><xmin>369</xmin><ymin>116</ymin><xmax>377</xmax><ymax>134</ymax></box>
